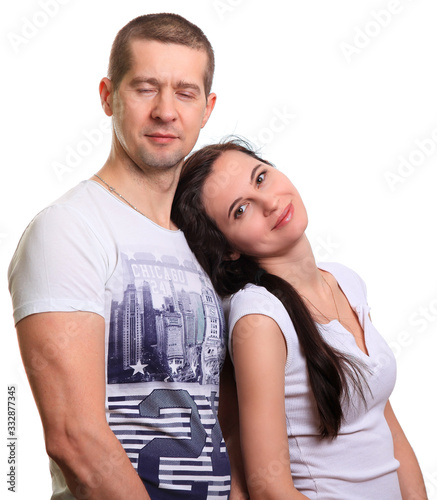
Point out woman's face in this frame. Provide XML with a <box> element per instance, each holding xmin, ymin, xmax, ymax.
<box><xmin>201</xmin><ymin>150</ymin><xmax>308</xmax><ymax>260</ymax></box>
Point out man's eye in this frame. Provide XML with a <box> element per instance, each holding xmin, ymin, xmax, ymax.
<box><xmin>178</xmin><ymin>92</ymin><xmax>195</xmax><ymax>99</ymax></box>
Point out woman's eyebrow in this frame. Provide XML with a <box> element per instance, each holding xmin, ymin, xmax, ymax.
<box><xmin>228</xmin><ymin>197</ymin><xmax>243</xmax><ymax>219</ymax></box>
<box><xmin>227</xmin><ymin>163</ymin><xmax>264</xmax><ymax>218</ymax></box>
<box><xmin>250</xmin><ymin>163</ymin><xmax>263</xmax><ymax>182</ymax></box>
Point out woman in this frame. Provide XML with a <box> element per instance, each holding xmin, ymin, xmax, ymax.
<box><xmin>171</xmin><ymin>139</ymin><xmax>427</xmax><ymax>499</ymax></box>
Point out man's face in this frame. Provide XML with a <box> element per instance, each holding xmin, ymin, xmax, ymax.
<box><xmin>108</xmin><ymin>40</ymin><xmax>215</xmax><ymax>172</ymax></box>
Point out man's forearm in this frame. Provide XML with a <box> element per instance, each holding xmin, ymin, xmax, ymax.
<box><xmin>49</xmin><ymin>423</ymin><xmax>150</xmax><ymax>500</ymax></box>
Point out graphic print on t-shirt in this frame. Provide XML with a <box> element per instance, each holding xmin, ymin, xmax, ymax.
<box><xmin>106</xmin><ymin>250</ymin><xmax>231</xmax><ymax>498</ymax></box>
<box><xmin>107</xmin><ymin>251</ymin><xmax>226</xmax><ymax>385</ymax></box>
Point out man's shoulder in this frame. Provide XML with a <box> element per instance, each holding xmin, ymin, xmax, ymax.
<box><xmin>8</xmin><ymin>180</ymin><xmax>110</xmax><ymax>325</ymax></box>
<box><xmin>11</xmin><ymin>181</ymin><xmax>106</xmax><ymax>261</ymax></box>
<box><xmin>46</xmin><ymin>179</ymin><xmax>101</xmax><ymax>212</ymax></box>
<box><xmin>29</xmin><ymin>180</ymin><xmax>106</xmax><ymax>228</ymax></box>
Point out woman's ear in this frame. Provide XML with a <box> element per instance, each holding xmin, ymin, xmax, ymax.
<box><xmin>227</xmin><ymin>250</ymin><xmax>241</xmax><ymax>261</ymax></box>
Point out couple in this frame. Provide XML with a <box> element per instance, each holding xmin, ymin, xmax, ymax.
<box><xmin>8</xmin><ymin>13</ymin><xmax>427</xmax><ymax>500</ymax></box>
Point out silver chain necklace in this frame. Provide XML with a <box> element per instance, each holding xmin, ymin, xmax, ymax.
<box><xmin>93</xmin><ymin>174</ymin><xmax>147</xmax><ymax>218</ymax></box>
<box><xmin>301</xmin><ymin>274</ymin><xmax>341</xmax><ymax>323</ymax></box>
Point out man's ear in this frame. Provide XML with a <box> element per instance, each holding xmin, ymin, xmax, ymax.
<box><xmin>201</xmin><ymin>92</ymin><xmax>217</xmax><ymax>128</ymax></box>
<box><xmin>99</xmin><ymin>77</ymin><xmax>113</xmax><ymax>117</ymax></box>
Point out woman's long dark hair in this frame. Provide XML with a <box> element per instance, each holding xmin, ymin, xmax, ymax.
<box><xmin>172</xmin><ymin>138</ymin><xmax>367</xmax><ymax>438</ymax></box>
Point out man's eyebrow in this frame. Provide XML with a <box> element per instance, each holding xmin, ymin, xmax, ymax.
<box><xmin>128</xmin><ymin>77</ymin><xmax>201</xmax><ymax>94</ymax></box>
<box><xmin>129</xmin><ymin>76</ymin><xmax>159</xmax><ymax>87</ymax></box>
<box><xmin>227</xmin><ymin>164</ymin><xmax>264</xmax><ymax>218</ymax></box>
<box><xmin>176</xmin><ymin>80</ymin><xmax>201</xmax><ymax>94</ymax></box>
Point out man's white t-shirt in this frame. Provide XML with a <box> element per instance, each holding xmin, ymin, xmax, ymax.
<box><xmin>9</xmin><ymin>180</ymin><xmax>231</xmax><ymax>499</ymax></box>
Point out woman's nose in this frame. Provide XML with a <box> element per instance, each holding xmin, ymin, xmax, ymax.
<box><xmin>261</xmin><ymin>193</ymin><xmax>279</xmax><ymax>216</ymax></box>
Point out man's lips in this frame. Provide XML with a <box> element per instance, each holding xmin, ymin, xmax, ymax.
<box><xmin>145</xmin><ymin>133</ymin><xmax>178</xmax><ymax>144</ymax></box>
<box><xmin>273</xmin><ymin>203</ymin><xmax>294</xmax><ymax>230</ymax></box>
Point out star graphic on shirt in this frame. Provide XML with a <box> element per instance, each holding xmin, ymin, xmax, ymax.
<box><xmin>130</xmin><ymin>360</ymin><xmax>148</xmax><ymax>375</ymax></box>
<box><xmin>169</xmin><ymin>359</ymin><xmax>180</xmax><ymax>374</ymax></box>
<box><xmin>124</xmin><ymin>251</ymin><xmax>137</xmax><ymax>261</ymax></box>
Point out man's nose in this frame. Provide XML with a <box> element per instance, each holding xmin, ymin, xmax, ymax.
<box><xmin>151</xmin><ymin>91</ymin><xmax>178</xmax><ymax>122</ymax></box>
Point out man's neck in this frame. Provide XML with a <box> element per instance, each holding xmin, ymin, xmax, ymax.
<box><xmin>93</xmin><ymin>157</ymin><xmax>182</xmax><ymax>230</ymax></box>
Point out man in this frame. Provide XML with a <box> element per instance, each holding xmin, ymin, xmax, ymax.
<box><xmin>8</xmin><ymin>13</ymin><xmax>233</xmax><ymax>499</ymax></box>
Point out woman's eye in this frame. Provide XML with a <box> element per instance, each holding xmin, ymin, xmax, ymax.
<box><xmin>234</xmin><ymin>204</ymin><xmax>248</xmax><ymax>219</ymax></box>
<box><xmin>256</xmin><ymin>172</ymin><xmax>266</xmax><ymax>185</ymax></box>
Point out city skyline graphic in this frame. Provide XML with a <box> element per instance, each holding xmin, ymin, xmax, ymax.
<box><xmin>107</xmin><ymin>252</ymin><xmax>226</xmax><ymax>386</ymax></box>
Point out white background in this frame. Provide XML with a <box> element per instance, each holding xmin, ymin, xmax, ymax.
<box><xmin>1</xmin><ymin>0</ymin><xmax>436</xmax><ymax>497</ymax></box>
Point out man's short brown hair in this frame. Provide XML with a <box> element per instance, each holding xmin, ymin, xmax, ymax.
<box><xmin>108</xmin><ymin>13</ymin><xmax>215</xmax><ymax>96</ymax></box>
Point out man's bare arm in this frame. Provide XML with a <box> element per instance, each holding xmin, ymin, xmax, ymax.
<box><xmin>17</xmin><ymin>311</ymin><xmax>150</xmax><ymax>500</ymax></box>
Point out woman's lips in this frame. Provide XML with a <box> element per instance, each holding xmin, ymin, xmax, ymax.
<box><xmin>273</xmin><ymin>203</ymin><xmax>294</xmax><ymax>230</ymax></box>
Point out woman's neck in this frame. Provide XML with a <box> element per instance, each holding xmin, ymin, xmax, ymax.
<box><xmin>258</xmin><ymin>234</ymin><xmax>325</xmax><ymax>296</ymax></box>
